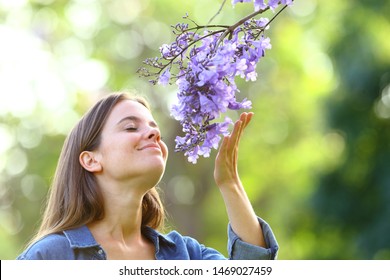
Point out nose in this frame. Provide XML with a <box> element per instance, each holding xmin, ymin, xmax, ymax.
<box><xmin>147</xmin><ymin>127</ymin><xmax>161</xmax><ymax>141</ymax></box>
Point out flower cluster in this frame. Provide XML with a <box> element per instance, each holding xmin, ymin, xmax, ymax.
<box><xmin>138</xmin><ymin>0</ymin><xmax>293</xmax><ymax>163</ymax></box>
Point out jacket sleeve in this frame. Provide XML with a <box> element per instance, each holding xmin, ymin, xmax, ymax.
<box><xmin>227</xmin><ymin>217</ymin><xmax>279</xmax><ymax>260</ymax></box>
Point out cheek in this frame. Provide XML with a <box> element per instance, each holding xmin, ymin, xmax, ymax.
<box><xmin>99</xmin><ymin>135</ymin><xmax>137</xmax><ymax>160</ymax></box>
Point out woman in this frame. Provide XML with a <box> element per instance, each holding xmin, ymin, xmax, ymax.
<box><xmin>17</xmin><ymin>92</ymin><xmax>278</xmax><ymax>260</ymax></box>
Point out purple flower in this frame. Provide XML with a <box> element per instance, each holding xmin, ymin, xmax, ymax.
<box><xmin>228</xmin><ymin>98</ymin><xmax>252</xmax><ymax>110</ymax></box>
<box><xmin>256</xmin><ymin>17</ymin><xmax>270</xmax><ymax>28</ymax></box>
<box><xmin>158</xmin><ymin>69</ymin><xmax>170</xmax><ymax>85</ymax></box>
<box><xmin>254</xmin><ymin>0</ymin><xmax>267</xmax><ymax>11</ymax></box>
<box><xmin>160</xmin><ymin>44</ymin><xmax>171</xmax><ymax>58</ymax></box>
<box><xmin>166</xmin><ymin>26</ymin><xmax>267</xmax><ymax>161</ymax></box>
<box><xmin>268</xmin><ymin>0</ymin><xmax>280</xmax><ymax>10</ymax></box>
<box><xmin>197</xmin><ymin>70</ymin><xmax>218</xmax><ymax>86</ymax></box>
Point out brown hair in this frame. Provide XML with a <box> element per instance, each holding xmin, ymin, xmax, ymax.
<box><xmin>28</xmin><ymin>92</ymin><xmax>165</xmax><ymax>245</ymax></box>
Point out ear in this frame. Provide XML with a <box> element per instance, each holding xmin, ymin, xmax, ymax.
<box><xmin>79</xmin><ymin>151</ymin><xmax>102</xmax><ymax>173</ymax></box>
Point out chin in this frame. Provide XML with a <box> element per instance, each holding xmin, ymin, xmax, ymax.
<box><xmin>144</xmin><ymin>159</ymin><xmax>166</xmax><ymax>185</ymax></box>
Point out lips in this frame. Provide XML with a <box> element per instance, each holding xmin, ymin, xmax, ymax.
<box><xmin>138</xmin><ymin>143</ymin><xmax>161</xmax><ymax>151</ymax></box>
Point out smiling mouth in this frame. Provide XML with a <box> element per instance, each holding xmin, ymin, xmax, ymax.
<box><xmin>138</xmin><ymin>144</ymin><xmax>161</xmax><ymax>151</ymax></box>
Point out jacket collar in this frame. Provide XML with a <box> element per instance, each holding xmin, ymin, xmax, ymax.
<box><xmin>63</xmin><ymin>225</ymin><xmax>99</xmax><ymax>248</ymax></box>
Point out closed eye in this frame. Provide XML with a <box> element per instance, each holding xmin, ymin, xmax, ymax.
<box><xmin>125</xmin><ymin>127</ymin><xmax>138</xmax><ymax>131</ymax></box>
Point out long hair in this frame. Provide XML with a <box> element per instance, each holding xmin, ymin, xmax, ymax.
<box><xmin>28</xmin><ymin>93</ymin><xmax>165</xmax><ymax>246</ymax></box>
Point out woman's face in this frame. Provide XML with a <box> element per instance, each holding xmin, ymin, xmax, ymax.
<box><xmin>94</xmin><ymin>99</ymin><xmax>168</xmax><ymax>186</ymax></box>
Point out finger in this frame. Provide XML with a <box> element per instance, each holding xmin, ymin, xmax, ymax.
<box><xmin>218</xmin><ymin>134</ymin><xmax>229</xmax><ymax>156</ymax></box>
<box><xmin>241</xmin><ymin>112</ymin><xmax>254</xmax><ymax>130</ymax></box>
<box><xmin>234</xmin><ymin>113</ymin><xmax>250</xmax><ymax>147</ymax></box>
<box><xmin>229</xmin><ymin>119</ymin><xmax>243</xmax><ymax>152</ymax></box>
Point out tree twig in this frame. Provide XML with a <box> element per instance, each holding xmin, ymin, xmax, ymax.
<box><xmin>208</xmin><ymin>0</ymin><xmax>227</xmax><ymax>25</ymax></box>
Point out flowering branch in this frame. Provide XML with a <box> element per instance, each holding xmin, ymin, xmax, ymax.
<box><xmin>138</xmin><ymin>0</ymin><xmax>294</xmax><ymax>163</ymax></box>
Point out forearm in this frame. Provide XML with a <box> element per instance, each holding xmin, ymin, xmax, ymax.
<box><xmin>219</xmin><ymin>180</ymin><xmax>267</xmax><ymax>248</ymax></box>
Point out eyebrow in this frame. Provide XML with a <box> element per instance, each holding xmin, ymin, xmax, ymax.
<box><xmin>117</xmin><ymin>116</ymin><xmax>158</xmax><ymax>128</ymax></box>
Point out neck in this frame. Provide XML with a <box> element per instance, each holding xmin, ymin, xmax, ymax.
<box><xmin>88</xmin><ymin>178</ymin><xmax>150</xmax><ymax>242</ymax></box>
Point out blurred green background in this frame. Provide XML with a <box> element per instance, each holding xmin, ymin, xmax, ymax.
<box><xmin>1</xmin><ymin>0</ymin><xmax>389</xmax><ymax>260</ymax></box>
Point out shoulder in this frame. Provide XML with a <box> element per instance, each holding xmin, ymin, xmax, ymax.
<box><xmin>163</xmin><ymin>230</ymin><xmax>200</xmax><ymax>248</ymax></box>
<box><xmin>163</xmin><ymin>230</ymin><xmax>226</xmax><ymax>260</ymax></box>
<box><xmin>17</xmin><ymin>233</ymin><xmax>74</xmax><ymax>260</ymax></box>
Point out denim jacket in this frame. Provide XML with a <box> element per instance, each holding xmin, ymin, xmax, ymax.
<box><xmin>17</xmin><ymin>217</ymin><xmax>278</xmax><ymax>260</ymax></box>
